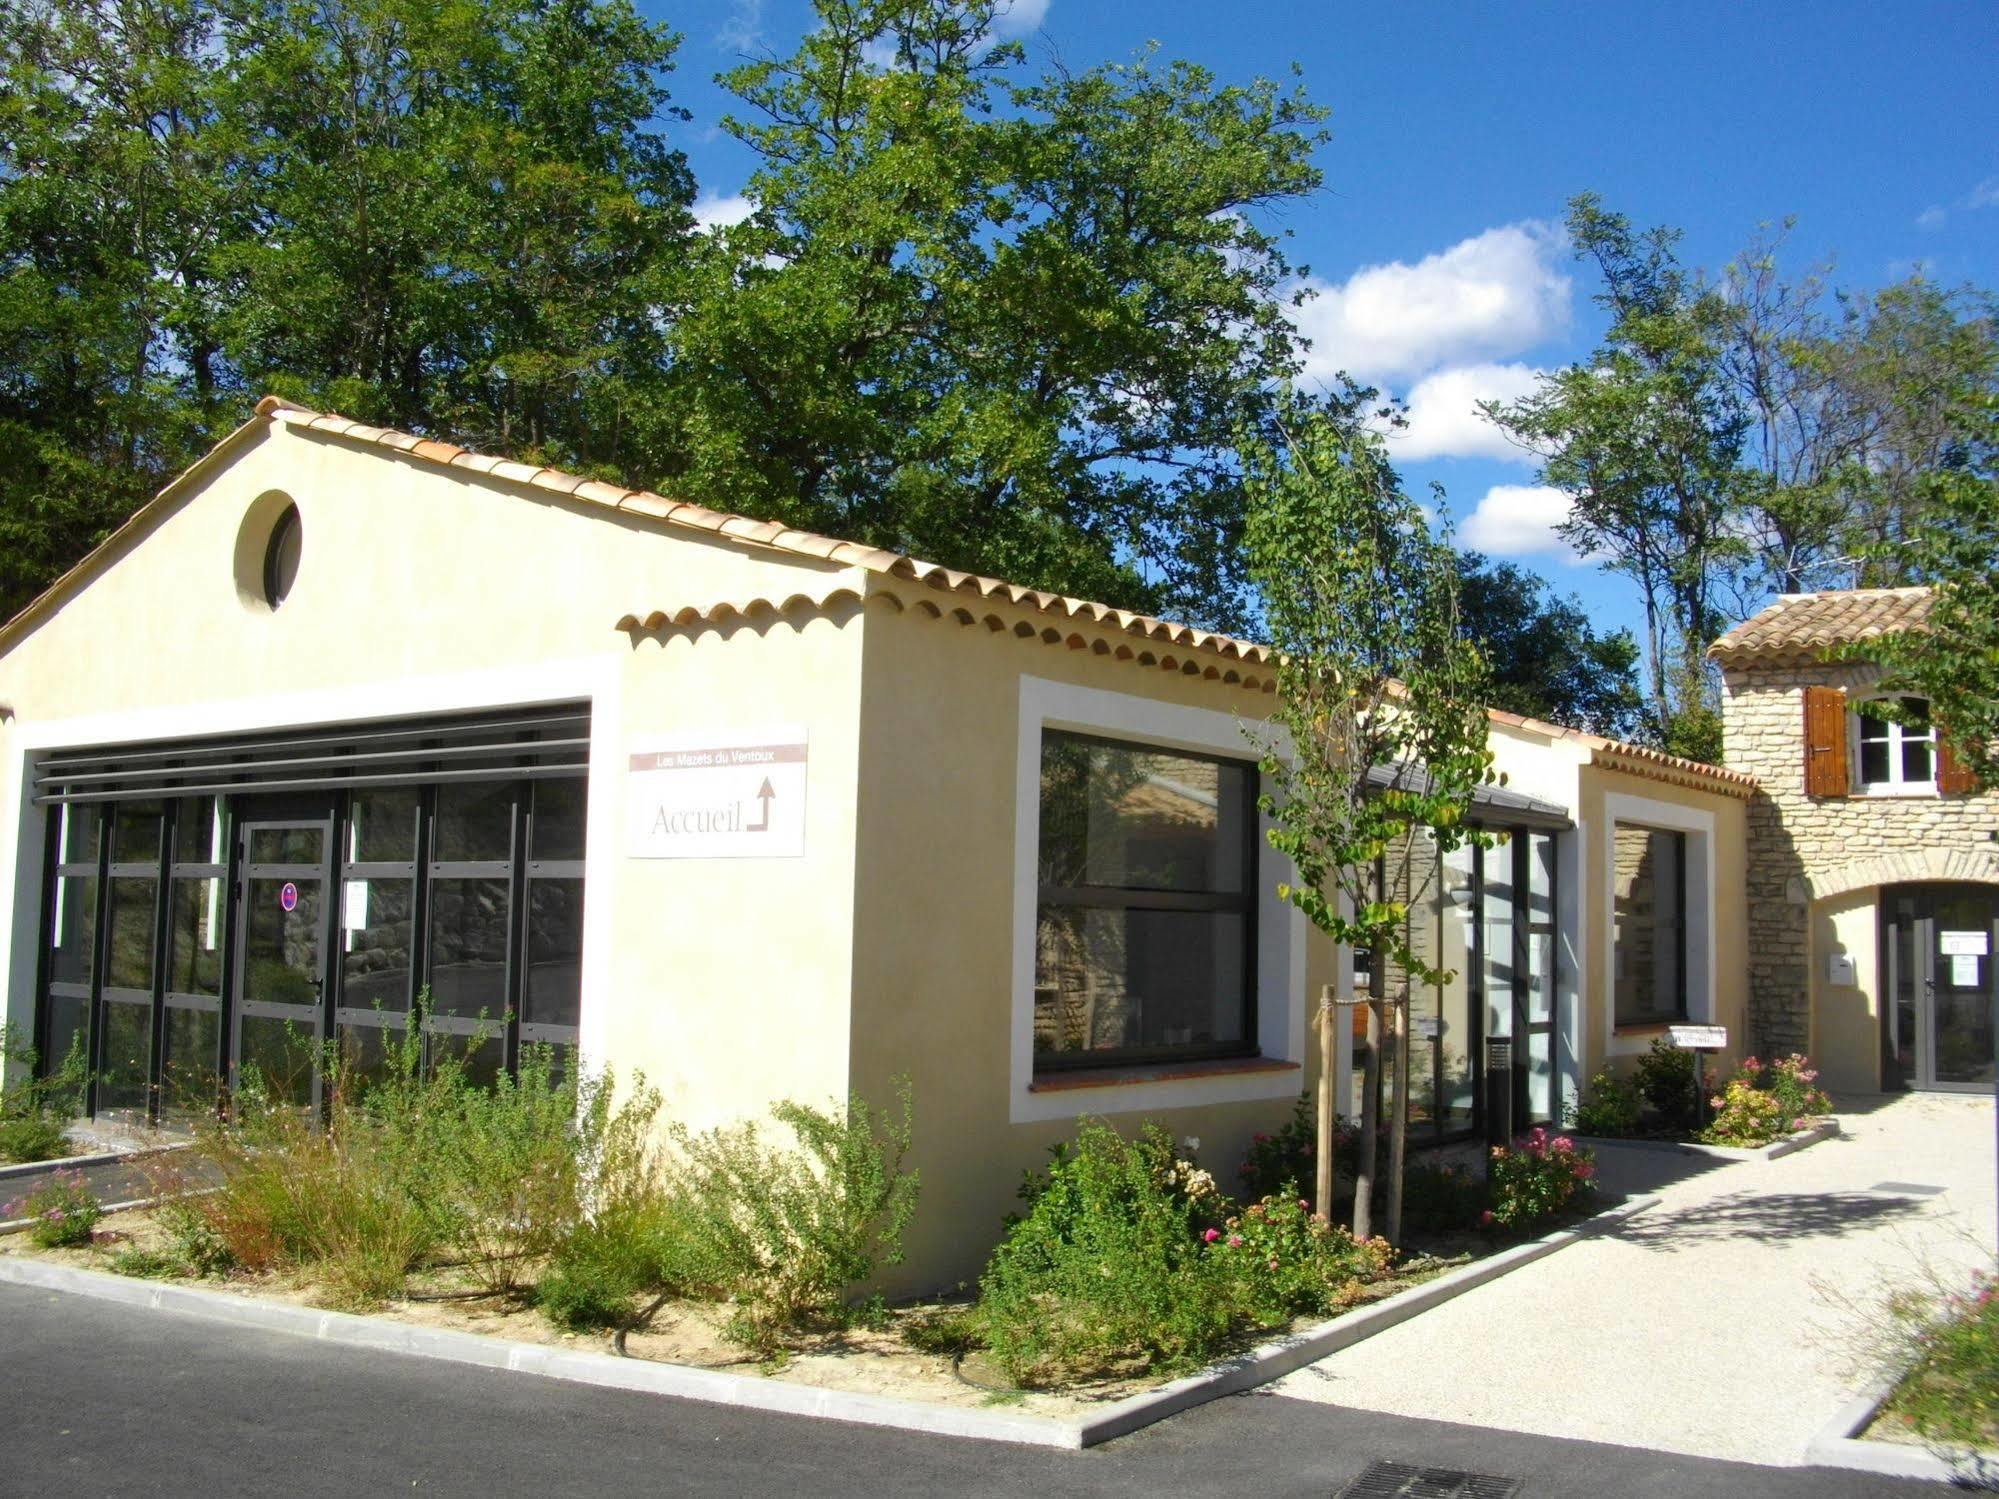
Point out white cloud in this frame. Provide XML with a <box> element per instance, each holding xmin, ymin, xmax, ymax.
<box><xmin>1969</xmin><ymin>176</ymin><xmax>1999</xmax><ymax>210</ymax></box>
<box><xmin>1294</xmin><ymin>222</ymin><xmax>1571</xmax><ymax>387</ymax></box>
<box><xmin>1458</xmin><ymin>483</ymin><xmax>1578</xmax><ymax>562</ymax></box>
<box><xmin>1916</xmin><ymin>205</ymin><xmax>1948</xmax><ymax>232</ymax></box>
<box><xmin>693</xmin><ymin>192</ymin><xmax>755</xmax><ymax>232</ymax></box>
<box><xmin>716</xmin><ymin>0</ymin><xmax>763</xmax><ymax>53</ymax></box>
<box><xmin>1385</xmin><ymin>362</ymin><xmax>1544</xmax><ymax>464</ymax></box>
<box><xmin>992</xmin><ymin>0</ymin><xmax>1050</xmax><ymax>36</ymax></box>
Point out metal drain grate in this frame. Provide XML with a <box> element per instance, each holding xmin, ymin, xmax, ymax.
<box><xmin>1335</xmin><ymin>1459</ymin><xmax>1520</xmax><ymax>1499</ymax></box>
<box><xmin>1870</xmin><ymin>1181</ymin><xmax>1946</xmax><ymax>1195</ymax></box>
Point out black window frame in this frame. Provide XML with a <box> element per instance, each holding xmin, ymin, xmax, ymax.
<box><xmin>1612</xmin><ymin>823</ymin><xmax>1689</xmax><ymax>1027</ymax></box>
<box><xmin>1032</xmin><ymin>727</ymin><xmax>1260</xmax><ymax>1073</ymax></box>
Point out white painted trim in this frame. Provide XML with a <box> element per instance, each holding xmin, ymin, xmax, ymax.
<box><xmin>1600</xmin><ymin>792</ymin><xmax>1717</xmax><ymax>1059</ymax></box>
<box><xmin>1</xmin><ymin>657</ymin><xmax>624</xmax><ymax>1079</ymax></box>
<box><xmin>1556</xmin><ymin>825</ymin><xmax>1585</xmax><ymax>1119</ymax></box>
<box><xmin>1008</xmin><ymin>676</ymin><xmax>1307</xmax><ymax>1124</ymax></box>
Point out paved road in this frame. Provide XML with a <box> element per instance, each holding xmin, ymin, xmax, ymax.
<box><xmin>0</xmin><ymin>1281</ymin><xmax>1935</xmax><ymax>1498</ymax></box>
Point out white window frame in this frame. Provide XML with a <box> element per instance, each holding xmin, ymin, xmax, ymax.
<box><xmin>1601</xmin><ymin>792</ymin><xmax>1714</xmax><ymax>1058</ymax></box>
<box><xmin>1008</xmin><ymin>675</ymin><xmax>1309</xmax><ymax>1124</ymax></box>
<box><xmin>1851</xmin><ymin>694</ymin><xmax>1938</xmax><ymax>796</ymax></box>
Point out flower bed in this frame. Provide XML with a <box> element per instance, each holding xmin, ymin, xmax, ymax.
<box><xmin>1568</xmin><ymin>1041</ymin><xmax>1834</xmax><ymax>1148</ymax></box>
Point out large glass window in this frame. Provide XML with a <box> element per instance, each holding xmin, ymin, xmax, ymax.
<box><xmin>1856</xmin><ymin>696</ymin><xmax>1936</xmax><ymax>791</ymax></box>
<box><xmin>1033</xmin><ymin>731</ymin><xmax>1256</xmax><ymax>1068</ymax></box>
<box><xmin>1613</xmin><ymin>825</ymin><xmax>1686</xmax><ymax>1026</ymax></box>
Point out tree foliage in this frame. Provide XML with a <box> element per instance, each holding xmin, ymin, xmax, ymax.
<box><xmin>1483</xmin><ymin>194</ymin><xmax>1741</xmax><ymax>762</ymax></box>
<box><xmin>1854</xmin><ymin>388</ymin><xmax>1999</xmax><ymax>791</ymax></box>
<box><xmin>1456</xmin><ymin>551</ymin><xmax>1643</xmax><ymax>739</ymax></box>
<box><xmin>660</xmin><ymin>0</ymin><xmax>1325</xmax><ymax>625</ymax></box>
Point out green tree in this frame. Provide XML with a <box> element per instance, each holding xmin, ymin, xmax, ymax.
<box><xmin>219</xmin><ymin>0</ymin><xmax>694</xmax><ymax>468</ymax></box>
<box><xmin>1456</xmin><ymin>551</ymin><xmax>1643</xmax><ymax>739</ymax></box>
<box><xmin>661</xmin><ymin>0</ymin><xmax>1326</xmax><ymax>629</ymax></box>
<box><xmin>1244</xmin><ymin>393</ymin><xmax>1493</xmax><ymax>1242</ymax></box>
<box><xmin>0</xmin><ymin>0</ymin><xmax>239</xmax><ymax>621</ymax></box>
<box><xmin>1485</xmin><ymin>194</ymin><xmax>1745</xmax><ymax>763</ymax></box>
<box><xmin>1854</xmin><ymin>388</ymin><xmax>1999</xmax><ymax>790</ymax></box>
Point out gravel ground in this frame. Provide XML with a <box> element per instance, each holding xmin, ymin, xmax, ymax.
<box><xmin>1268</xmin><ymin>1090</ymin><xmax>1998</xmax><ymax>1467</ymax></box>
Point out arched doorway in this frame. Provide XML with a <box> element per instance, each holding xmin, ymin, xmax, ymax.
<box><xmin>1882</xmin><ymin>883</ymin><xmax>1998</xmax><ymax>1091</ymax></box>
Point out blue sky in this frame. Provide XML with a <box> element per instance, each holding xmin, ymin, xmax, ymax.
<box><xmin>649</xmin><ymin>0</ymin><xmax>1999</xmax><ymax>640</ymax></box>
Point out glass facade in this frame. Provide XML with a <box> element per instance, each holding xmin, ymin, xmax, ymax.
<box><xmin>35</xmin><ymin>763</ymin><xmax>588</xmax><ymax>1121</ymax></box>
<box><xmin>1356</xmin><ymin>823</ymin><xmax>1564</xmax><ymax>1142</ymax></box>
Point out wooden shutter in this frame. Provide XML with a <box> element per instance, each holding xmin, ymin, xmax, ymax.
<box><xmin>1803</xmin><ymin>685</ymin><xmax>1848</xmax><ymax>797</ymax></box>
<box><xmin>1937</xmin><ymin>725</ymin><xmax>1978</xmax><ymax>796</ymax></box>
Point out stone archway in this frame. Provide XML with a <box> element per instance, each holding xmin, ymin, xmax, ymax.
<box><xmin>1808</xmin><ymin>845</ymin><xmax>1999</xmax><ymax>903</ymax></box>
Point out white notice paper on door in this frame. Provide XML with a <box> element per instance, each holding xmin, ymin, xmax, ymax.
<box><xmin>1950</xmin><ymin>954</ymin><xmax>1981</xmax><ymax>988</ymax></box>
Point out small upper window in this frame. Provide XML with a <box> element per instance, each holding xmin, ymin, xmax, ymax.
<box><xmin>262</xmin><ymin>502</ymin><xmax>302</xmax><ymax>609</ymax></box>
<box><xmin>1856</xmin><ymin>696</ymin><xmax>1934</xmax><ymax>791</ymax></box>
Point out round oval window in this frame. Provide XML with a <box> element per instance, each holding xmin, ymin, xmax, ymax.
<box><xmin>262</xmin><ymin>502</ymin><xmax>302</xmax><ymax>608</ymax></box>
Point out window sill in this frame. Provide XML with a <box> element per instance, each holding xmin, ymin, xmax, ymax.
<box><xmin>1852</xmin><ymin>784</ymin><xmax>1940</xmax><ymax>799</ymax></box>
<box><xmin>1028</xmin><ymin>1056</ymin><xmax>1300</xmax><ymax>1093</ymax></box>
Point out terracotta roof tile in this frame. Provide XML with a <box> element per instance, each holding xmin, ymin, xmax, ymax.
<box><xmin>249</xmin><ymin>399</ymin><xmax>1757</xmax><ymax>792</ymax></box>
<box><xmin>1710</xmin><ymin>587</ymin><xmax>1932</xmax><ymax>666</ymax></box>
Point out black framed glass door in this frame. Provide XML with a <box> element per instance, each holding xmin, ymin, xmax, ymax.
<box><xmin>231</xmin><ymin>797</ymin><xmax>337</xmax><ymax>1108</ymax></box>
<box><xmin>1884</xmin><ymin>883</ymin><xmax>1998</xmax><ymax>1092</ymax></box>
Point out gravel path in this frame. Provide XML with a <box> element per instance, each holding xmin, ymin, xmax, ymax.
<box><xmin>1269</xmin><ymin>1090</ymin><xmax>1998</xmax><ymax>1467</ymax></box>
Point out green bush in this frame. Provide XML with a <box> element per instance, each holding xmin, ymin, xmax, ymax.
<box><xmin>1700</xmin><ymin>1054</ymin><xmax>1832</xmax><ymax>1146</ymax></box>
<box><xmin>1633</xmin><ymin>1038</ymin><xmax>1698</xmax><ymax>1133</ymax></box>
<box><xmin>1879</xmin><ymin>1267</ymin><xmax>1999</xmax><ymax>1454</ymax></box>
<box><xmin>1485</xmin><ymin>1128</ymin><xmax>1595</xmax><ymax>1231</ymax></box>
<box><xmin>975</xmin><ymin>1121</ymin><xmax>1239</xmax><ymax>1386</ymax></box>
<box><xmin>1398</xmin><ymin>1161</ymin><xmax>1486</xmax><ymax>1233</ymax></box>
<box><xmin>1208</xmin><ymin>1192</ymin><xmax>1394</xmax><ymax>1321</ymax></box>
<box><xmin>0</xmin><ymin>1025</ymin><xmax>86</xmax><ymax>1164</ymax></box>
<box><xmin>8</xmin><ymin>1167</ymin><xmax>101</xmax><ymax>1248</ymax></box>
<box><xmin>1565</xmin><ymin>1070</ymin><xmax>1642</xmax><ymax>1137</ymax></box>
<box><xmin>656</xmin><ymin>1083</ymin><xmax>920</xmax><ymax>1353</ymax></box>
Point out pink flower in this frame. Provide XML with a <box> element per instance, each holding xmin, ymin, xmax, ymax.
<box><xmin>1202</xmin><ymin>1227</ymin><xmax>1220</xmax><ymax>1243</ymax></box>
<box><xmin>1479</xmin><ymin>1209</ymin><xmax>1495</xmax><ymax>1226</ymax></box>
<box><xmin>1298</xmin><ymin>1199</ymin><xmax>1311</xmax><ymax>1211</ymax></box>
<box><xmin>1227</xmin><ymin>1234</ymin><xmax>1243</xmax><ymax>1248</ymax></box>
<box><xmin>1551</xmin><ymin>1136</ymin><xmax>1574</xmax><ymax>1153</ymax></box>
<box><xmin>1267</xmin><ymin>1257</ymin><xmax>1279</xmax><ymax>1271</ymax></box>
<box><xmin>1252</xmin><ymin>1132</ymin><xmax>1268</xmax><ymax>1144</ymax></box>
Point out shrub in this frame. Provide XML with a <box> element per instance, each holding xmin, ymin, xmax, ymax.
<box><xmin>1484</xmin><ymin>1128</ymin><xmax>1595</xmax><ymax>1232</ymax></box>
<box><xmin>0</xmin><ymin>1026</ymin><xmax>86</xmax><ymax>1164</ymax></box>
<box><xmin>977</xmin><ymin>1121</ymin><xmax>1237</xmax><ymax>1385</ymax></box>
<box><xmin>1881</xmin><ymin>1268</ymin><xmax>1999</xmax><ymax>1455</ymax></box>
<box><xmin>1398</xmin><ymin>1161</ymin><xmax>1486</xmax><ymax>1233</ymax></box>
<box><xmin>1206</xmin><ymin>1193</ymin><xmax>1395</xmax><ymax>1321</ymax></box>
<box><xmin>1565</xmin><ymin>1070</ymin><xmax>1642</xmax><ymax>1137</ymax></box>
<box><xmin>419</xmin><ymin>1043</ymin><xmax>600</xmax><ymax>1295</ymax></box>
<box><xmin>1239</xmin><ymin>1094</ymin><xmax>1318</xmax><ymax>1200</ymax></box>
<box><xmin>8</xmin><ymin>1168</ymin><xmax>102</xmax><ymax>1248</ymax></box>
<box><xmin>1633</xmin><ymin>1038</ymin><xmax>1699</xmax><ymax>1133</ymax></box>
<box><xmin>656</xmin><ymin>1082</ymin><xmax>920</xmax><ymax>1353</ymax></box>
<box><xmin>1701</xmin><ymin>1054</ymin><xmax>1832</xmax><ymax>1146</ymax></box>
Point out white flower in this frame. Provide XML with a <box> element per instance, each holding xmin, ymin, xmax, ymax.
<box><xmin>1183</xmin><ymin>1135</ymin><xmax>1202</xmax><ymax>1153</ymax></box>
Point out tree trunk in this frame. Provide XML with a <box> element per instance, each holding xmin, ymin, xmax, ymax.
<box><xmin>1387</xmin><ymin>989</ymin><xmax>1408</xmax><ymax>1245</ymax></box>
<box><xmin>1353</xmin><ymin>998</ymin><xmax>1379</xmax><ymax>1240</ymax></box>
<box><xmin>1314</xmin><ymin>983</ymin><xmax>1336</xmax><ymax>1220</ymax></box>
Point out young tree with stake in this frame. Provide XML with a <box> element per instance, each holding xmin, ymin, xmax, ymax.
<box><xmin>1244</xmin><ymin>394</ymin><xmax>1494</xmax><ymax>1242</ymax></box>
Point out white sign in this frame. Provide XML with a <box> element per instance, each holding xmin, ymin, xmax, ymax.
<box><xmin>1827</xmin><ymin>953</ymin><xmax>1857</xmax><ymax>987</ymax></box>
<box><xmin>628</xmin><ymin>728</ymin><xmax>808</xmax><ymax>860</ymax></box>
<box><xmin>1667</xmin><ymin>1024</ymin><xmax>1728</xmax><ymax>1050</ymax></box>
<box><xmin>1950</xmin><ymin>954</ymin><xmax>1982</xmax><ymax>988</ymax></box>
<box><xmin>1411</xmin><ymin>1015</ymin><xmax>1441</xmax><ymax>1040</ymax></box>
<box><xmin>1940</xmin><ymin>930</ymin><xmax>1990</xmax><ymax>958</ymax></box>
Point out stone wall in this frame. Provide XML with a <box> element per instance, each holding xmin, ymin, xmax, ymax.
<box><xmin>1721</xmin><ymin>659</ymin><xmax>1999</xmax><ymax>1057</ymax></box>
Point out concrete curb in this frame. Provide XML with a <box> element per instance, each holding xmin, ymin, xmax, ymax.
<box><xmin>0</xmin><ymin>1141</ymin><xmax>189</xmax><ymax>1184</ymax></box>
<box><xmin>0</xmin><ymin>1193</ymin><xmax>1656</xmax><ymax>1450</ymax></box>
<box><xmin>1802</xmin><ymin>1376</ymin><xmax>1998</xmax><ymax>1485</ymax></box>
<box><xmin>1574</xmin><ymin>1119</ymin><xmax>1840</xmax><ymax>1163</ymax></box>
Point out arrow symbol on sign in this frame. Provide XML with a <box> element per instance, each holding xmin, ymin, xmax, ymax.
<box><xmin>746</xmin><ymin>777</ymin><xmax>775</xmax><ymax>833</ymax></box>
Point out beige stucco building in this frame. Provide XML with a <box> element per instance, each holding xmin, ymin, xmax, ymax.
<box><xmin>0</xmin><ymin>398</ymin><xmax>1761</xmax><ymax>1285</ymax></box>
<box><xmin>1715</xmin><ymin>588</ymin><xmax>1998</xmax><ymax>1095</ymax></box>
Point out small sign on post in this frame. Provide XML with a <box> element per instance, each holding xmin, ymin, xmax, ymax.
<box><xmin>1666</xmin><ymin>1024</ymin><xmax>1727</xmax><ymax>1133</ymax></box>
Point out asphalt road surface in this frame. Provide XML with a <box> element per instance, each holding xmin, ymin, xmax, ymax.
<box><xmin>0</xmin><ymin>1281</ymin><xmax>1941</xmax><ymax>1498</ymax></box>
